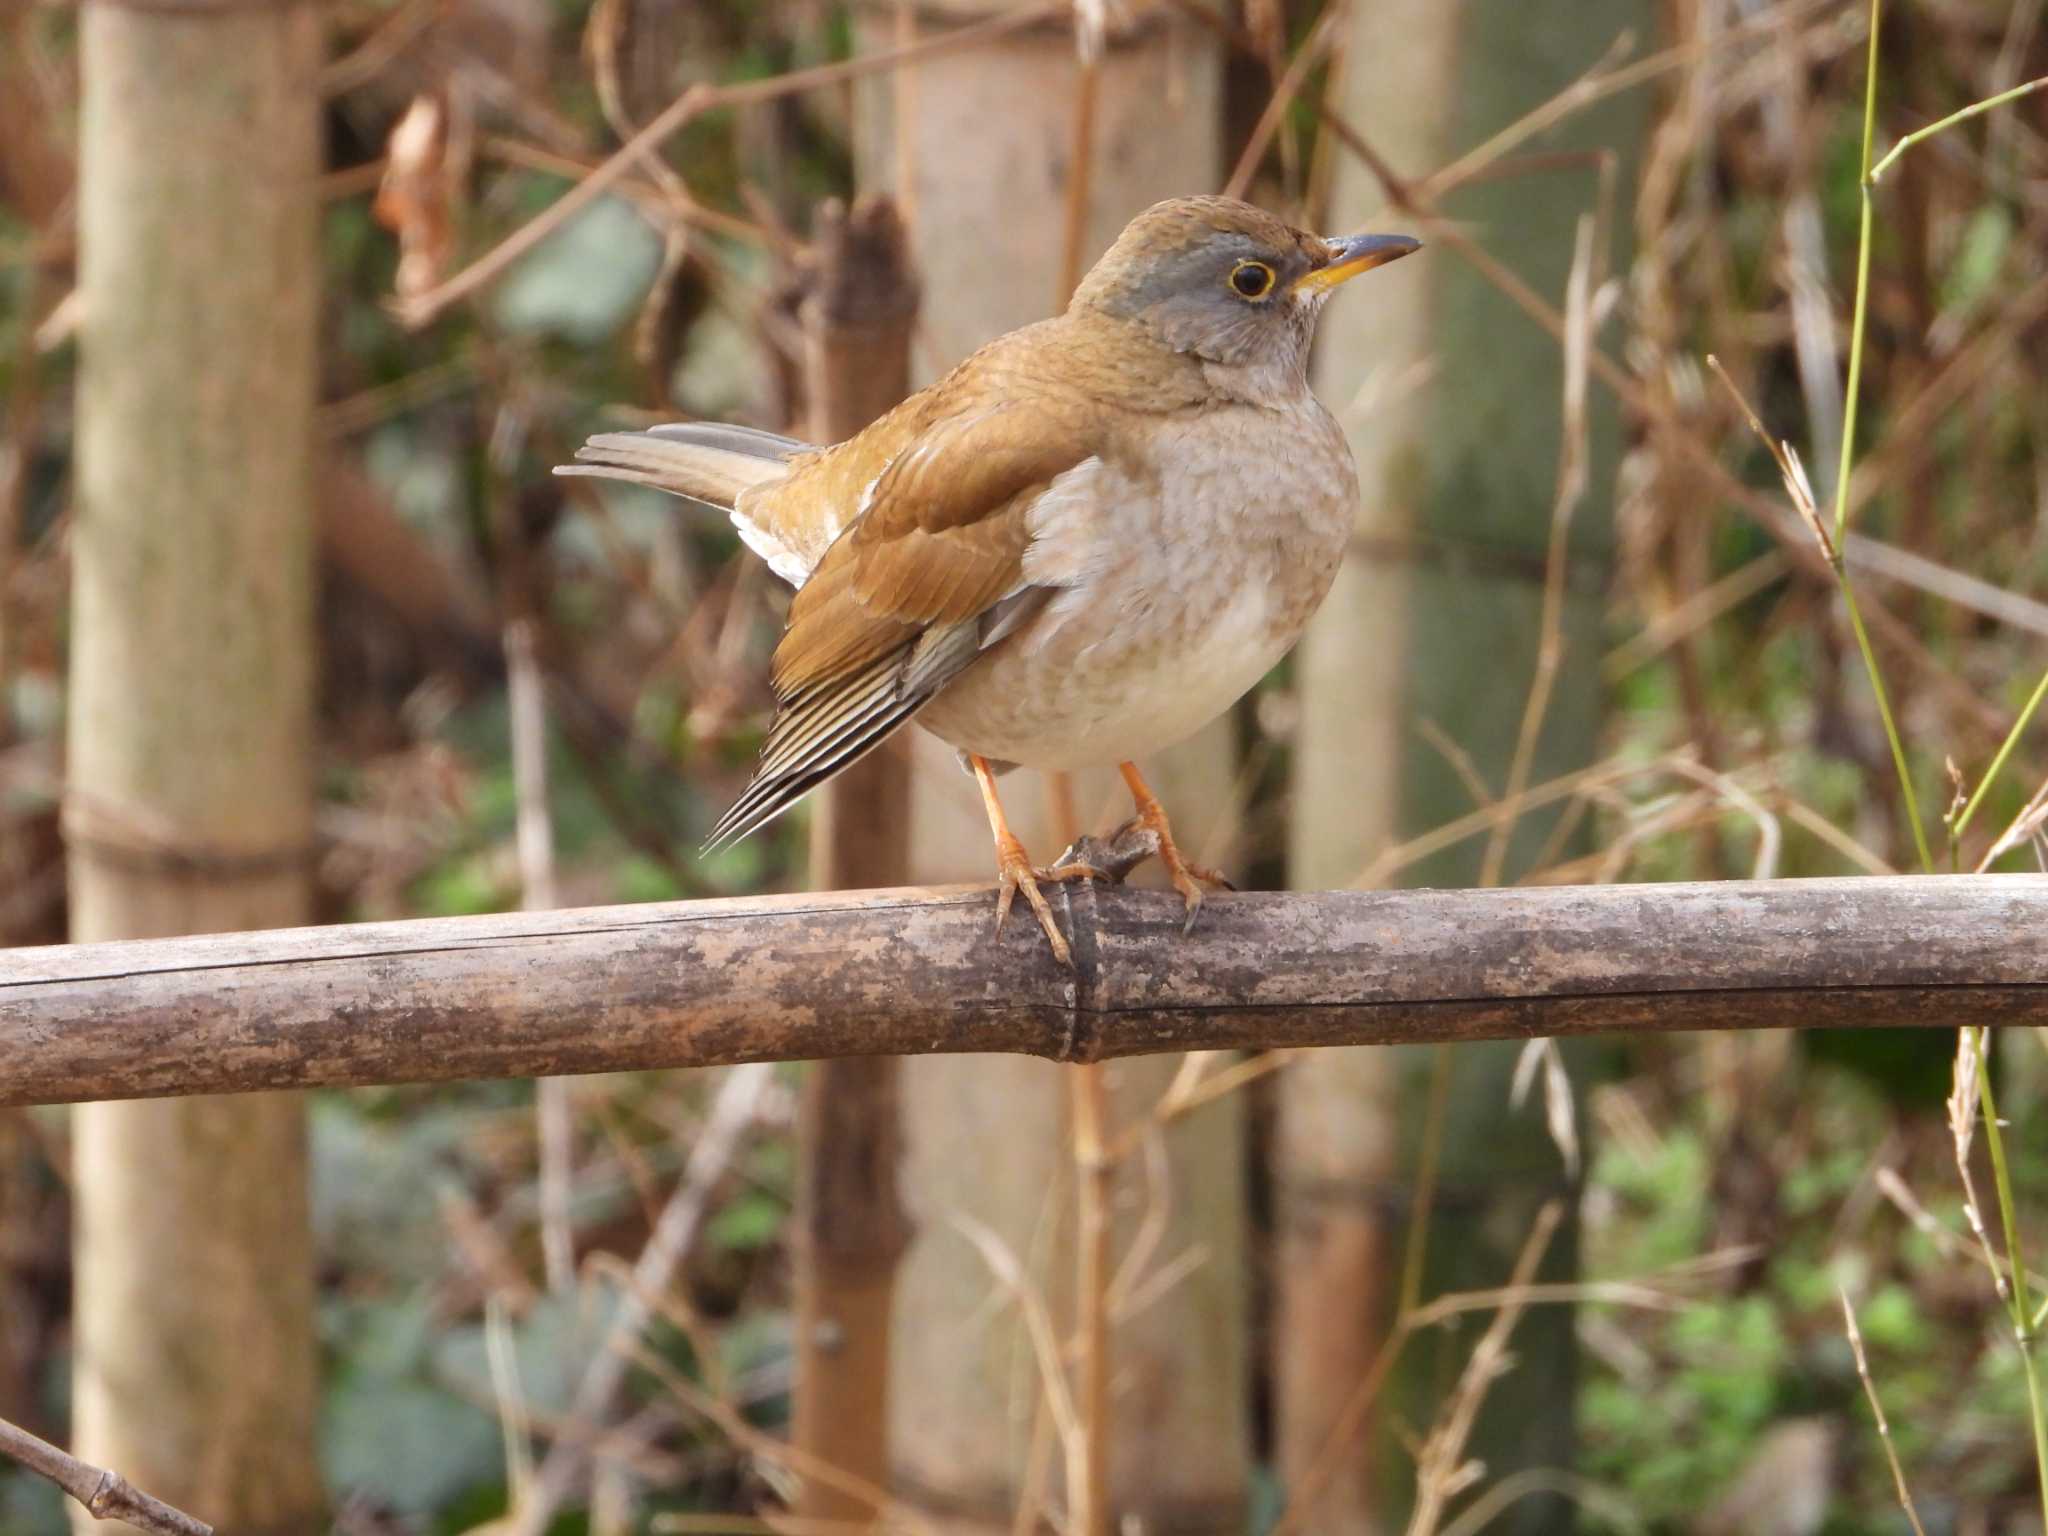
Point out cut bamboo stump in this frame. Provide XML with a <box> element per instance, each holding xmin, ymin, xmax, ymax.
<box><xmin>1</xmin><ymin>875</ymin><xmax>2041</xmax><ymax>1108</ymax></box>
<box><xmin>791</xmin><ymin>191</ymin><xmax>919</xmax><ymax>1529</ymax></box>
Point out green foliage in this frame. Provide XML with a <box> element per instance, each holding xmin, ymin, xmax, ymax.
<box><xmin>1587</xmin><ymin>1295</ymin><xmax>1793</xmax><ymax>1511</ymax></box>
<box><xmin>1942</xmin><ymin>204</ymin><xmax>2015</xmax><ymax>315</ymax></box>
<box><xmin>0</xmin><ymin>1474</ymin><xmax>64</xmax><ymax>1536</ymax></box>
<box><xmin>1582</xmin><ymin>1059</ymin><xmax>2048</xmax><ymax>1530</ymax></box>
<box><xmin>494</xmin><ymin>197</ymin><xmax>666</xmax><ymax>345</ymax></box>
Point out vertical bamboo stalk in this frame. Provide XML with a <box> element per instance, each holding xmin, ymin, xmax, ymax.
<box><xmin>66</xmin><ymin>4</ymin><xmax>326</xmax><ymax>1532</ymax></box>
<box><xmin>791</xmin><ymin>195</ymin><xmax>920</xmax><ymax>1527</ymax></box>
<box><xmin>1281</xmin><ymin>1</ymin><xmax>1640</xmax><ymax>1529</ymax></box>
<box><xmin>855</xmin><ymin>8</ymin><xmax>1246</xmax><ymax>1531</ymax></box>
<box><xmin>507</xmin><ymin>617</ymin><xmax>577</xmax><ymax>1296</ymax></box>
<box><xmin>1050</xmin><ymin>775</ymin><xmax>1112</xmax><ymax>1536</ymax></box>
<box><xmin>1050</xmin><ymin>45</ymin><xmax>1109</xmax><ymax>1528</ymax></box>
<box><xmin>1279</xmin><ymin>16</ymin><xmax>1451</xmax><ymax>1529</ymax></box>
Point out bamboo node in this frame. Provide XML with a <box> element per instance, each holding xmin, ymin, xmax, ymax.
<box><xmin>61</xmin><ymin>799</ymin><xmax>315</xmax><ymax>881</ymax></box>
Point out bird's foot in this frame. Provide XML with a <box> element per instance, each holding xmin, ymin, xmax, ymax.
<box><xmin>1106</xmin><ymin>811</ymin><xmax>1234</xmax><ymax>931</ymax></box>
<box><xmin>994</xmin><ymin>830</ymin><xmax>1105</xmax><ymax>967</ymax></box>
<box><xmin>1116</xmin><ymin>764</ymin><xmax>1234</xmax><ymax>934</ymax></box>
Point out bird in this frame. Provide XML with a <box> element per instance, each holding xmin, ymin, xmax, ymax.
<box><xmin>559</xmin><ymin>195</ymin><xmax>1418</xmax><ymax>964</ymax></box>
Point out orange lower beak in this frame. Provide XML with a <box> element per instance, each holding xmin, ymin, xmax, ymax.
<box><xmin>1295</xmin><ymin>232</ymin><xmax>1422</xmax><ymax>294</ymax></box>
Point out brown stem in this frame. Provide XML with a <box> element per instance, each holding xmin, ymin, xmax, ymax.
<box><xmin>0</xmin><ymin>1415</ymin><xmax>213</xmax><ymax>1536</ymax></box>
<box><xmin>2</xmin><ymin>877</ymin><xmax>2043</xmax><ymax>1107</ymax></box>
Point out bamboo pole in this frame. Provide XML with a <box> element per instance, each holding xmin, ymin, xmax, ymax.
<box><xmin>852</xmin><ymin>6</ymin><xmax>1244</xmax><ymax>1529</ymax></box>
<box><xmin>1</xmin><ymin>877</ymin><xmax>2041</xmax><ymax>1109</ymax></box>
<box><xmin>792</xmin><ymin>195</ymin><xmax>919</xmax><ymax>1528</ymax></box>
<box><xmin>1283</xmin><ymin>3</ymin><xmax>1451</xmax><ymax>1523</ymax></box>
<box><xmin>1286</xmin><ymin>0</ymin><xmax>1644</xmax><ymax>1523</ymax></box>
<box><xmin>65</xmin><ymin>1</ymin><xmax>326</xmax><ymax>1530</ymax></box>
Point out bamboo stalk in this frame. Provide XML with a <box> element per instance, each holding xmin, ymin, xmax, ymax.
<box><xmin>792</xmin><ymin>195</ymin><xmax>919</xmax><ymax>1531</ymax></box>
<box><xmin>1</xmin><ymin>876</ymin><xmax>2042</xmax><ymax>1109</ymax></box>
<box><xmin>64</xmin><ymin>3</ymin><xmax>327</xmax><ymax>1527</ymax></box>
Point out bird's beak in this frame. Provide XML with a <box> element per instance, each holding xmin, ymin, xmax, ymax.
<box><xmin>1295</xmin><ymin>232</ymin><xmax>1422</xmax><ymax>294</ymax></box>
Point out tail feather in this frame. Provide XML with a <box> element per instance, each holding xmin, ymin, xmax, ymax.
<box><xmin>553</xmin><ymin>422</ymin><xmax>804</xmax><ymax>511</ymax></box>
<box><xmin>702</xmin><ymin>619</ymin><xmax>982</xmax><ymax>853</ymax></box>
<box><xmin>645</xmin><ymin>421</ymin><xmax>808</xmax><ymax>459</ymax></box>
<box><xmin>556</xmin><ymin>421</ymin><xmax>823</xmax><ymax>586</ymax></box>
<box><xmin>701</xmin><ymin>652</ymin><xmax>923</xmax><ymax>852</ymax></box>
<box><xmin>559</xmin><ymin>419</ymin><xmax>942</xmax><ymax>853</ymax></box>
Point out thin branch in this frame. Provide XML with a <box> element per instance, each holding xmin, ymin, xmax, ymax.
<box><xmin>1221</xmin><ymin>3</ymin><xmax>1345</xmax><ymax>201</ymax></box>
<box><xmin>0</xmin><ymin>1416</ymin><xmax>213</xmax><ymax>1536</ymax></box>
<box><xmin>1843</xmin><ymin>532</ymin><xmax>2048</xmax><ymax>644</ymax></box>
<box><xmin>506</xmin><ymin>616</ymin><xmax>576</xmax><ymax>1296</ymax></box>
<box><xmin>320</xmin><ymin>0</ymin><xmax>439</xmax><ymax>98</ymax></box>
<box><xmin>1405</xmin><ymin>1203</ymin><xmax>1564</xmax><ymax>1536</ymax></box>
<box><xmin>1829</xmin><ymin>0</ymin><xmax>1884</xmax><ymax>548</ymax></box>
<box><xmin>1705</xmin><ymin>354</ymin><xmax>1932</xmax><ymax>871</ymax></box>
<box><xmin>1414</xmin><ymin>0</ymin><xmax>1839</xmax><ymax>203</ymax></box>
<box><xmin>952</xmin><ymin>1213</ymin><xmax>1087</xmax><ymax>1489</ymax></box>
<box><xmin>510</xmin><ymin>1064</ymin><xmax>776</xmax><ymax>1536</ymax></box>
<box><xmin>1838</xmin><ymin>1288</ymin><xmax>1930</xmax><ymax>1536</ymax></box>
<box><xmin>1868</xmin><ymin>74</ymin><xmax>2048</xmax><ymax>183</ymax></box>
<box><xmin>393</xmin><ymin>3</ymin><xmax>1065</xmax><ymax>327</ymax></box>
<box><xmin>1953</xmin><ymin>667</ymin><xmax>2048</xmax><ymax>842</ymax></box>
<box><xmin>1481</xmin><ymin>209</ymin><xmax>1597</xmax><ymax>887</ymax></box>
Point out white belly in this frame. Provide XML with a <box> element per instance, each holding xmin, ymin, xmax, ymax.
<box><xmin>920</xmin><ymin>578</ymin><xmax>1295</xmax><ymax>769</ymax></box>
<box><xmin>914</xmin><ymin>400</ymin><xmax>1355</xmax><ymax>770</ymax></box>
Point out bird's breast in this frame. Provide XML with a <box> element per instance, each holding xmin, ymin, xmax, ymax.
<box><xmin>914</xmin><ymin>399</ymin><xmax>1357</xmax><ymax>770</ymax></box>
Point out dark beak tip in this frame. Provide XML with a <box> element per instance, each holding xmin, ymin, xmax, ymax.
<box><xmin>1317</xmin><ymin>232</ymin><xmax>1423</xmax><ymax>273</ymax></box>
<box><xmin>1354</xmin><ymin>233</ymin><xmax>1421</xmax><ymax>258</ymax></box>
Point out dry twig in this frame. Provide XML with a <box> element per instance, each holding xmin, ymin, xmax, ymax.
<box><xmin>510</xmin><ymin>1064</ymin><xmax>776</xmax><ymax>1536</ymax></box>
<box><xmin>0</xmin><ymin>1416</ymin><xmax>213</xmax><ymax>1536</ymax></box>
<box><xmin>1404</xmin><ymin>1204</ymin><xmax>1565</xmax><ymax>1535</ymax></box>
<box><xmin>392</xmin><ymin>4</ymin><xmax>1064</xmax><ymax>328</ymax></box>
<box><xmin>1838</xmin><ymin>1287</ymin><xmax>1930</xmax><ymax>1536</ymax></box>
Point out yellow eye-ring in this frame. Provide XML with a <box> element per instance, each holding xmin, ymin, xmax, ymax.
<box><xmin>1229</xmin><ymin>260</ymin><xmax>1276</xmax><ymax>300</ymax></box>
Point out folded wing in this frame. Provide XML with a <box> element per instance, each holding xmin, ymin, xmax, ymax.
<box><xmin>707</xmin><ymin>401</ymin><xmax>1099</xmax><ymax>848</ymax></box>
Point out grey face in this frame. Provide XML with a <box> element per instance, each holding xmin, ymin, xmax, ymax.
<box><xmin>1090</xmin><ymin>232</ymin><xmax>1326</xmax><ymax>376</ymax></box>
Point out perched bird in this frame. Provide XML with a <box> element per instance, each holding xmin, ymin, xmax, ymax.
<box><xmin>560</xmin><ymin>195</ymin><xmax>1418</xmax><ymax>963</ymax></box>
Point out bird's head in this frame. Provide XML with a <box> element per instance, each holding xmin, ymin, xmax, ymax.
<box><xmin>1071</xmin><ymin>195</ymin><xmax>1419</xmax><ymax>391</ymax></box>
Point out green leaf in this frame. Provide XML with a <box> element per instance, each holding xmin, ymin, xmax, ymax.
<box><xmin>708</xmin><ymin>1191</ymin><xmax>785</xmax><ymax>1253</ymax></box>
<box><xmin>1942</xmin><ymin>204</ymin><xmax>2014</xmax><ymax>313</ymax></box>
<box><xmin>494</xmin><ymin>195</ymin><xmax>664</xmax><ymax>345</ymax></box>
<box><xmin>322</xmin><ymin>1378</ymin><xmax>502</xmax><ymax>1516</ymax></box>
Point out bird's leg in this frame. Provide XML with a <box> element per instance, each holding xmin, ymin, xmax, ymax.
<box><xmin>971</xmin><ymin>754</ymin><xmax>1103</xmax><ymax>967</ymax></box>
<box><xmin>1119</xmin><ymin>761</ymin><xmax>1234</xmax><ymax>932</ymax></box>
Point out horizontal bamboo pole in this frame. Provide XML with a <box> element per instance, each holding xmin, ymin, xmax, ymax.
<box><xmin>1</xmin><ymin>875</ymin><xmax>2042</xmax><ymax>1108</ymax></box>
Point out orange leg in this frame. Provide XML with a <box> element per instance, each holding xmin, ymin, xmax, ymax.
<box><xmin>1119</xmin><ymin>761</ymin><xmax>1233</xmax><ymax>931</ymax></box>
<box><xmin>971</xmin><ymin>755</ymin><xmax>1103</xmax><ymax>967</ymax></box>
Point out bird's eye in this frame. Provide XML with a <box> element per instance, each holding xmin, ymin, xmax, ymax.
<box><xmin>1229</xmin><ymin>260</ymin><xmax>1276</xmax><ymax>300</ymax></box>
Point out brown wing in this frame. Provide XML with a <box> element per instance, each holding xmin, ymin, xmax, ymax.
<box><xmin>703</xmin><ymin>399</ymin><xmax>1098</xmax><ymax>850</ymax></box>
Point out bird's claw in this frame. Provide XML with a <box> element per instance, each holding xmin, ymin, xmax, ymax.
<box><xmin>1168</xmin><ymin>856</ymin><xmax>1234</xmax><ymax>933</ymax></box>
<box><xmin>1121</xmin><ymin>805</ymin><xmax>1234</xmax><ymax>934</ymax></box>
<box><xmin>994</xmin><ymin>832</ymin><xmax>1104</xmax><ymax>967</ymax></box>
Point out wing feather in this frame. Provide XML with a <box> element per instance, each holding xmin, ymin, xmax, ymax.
<box><xmin>704</xmin><ymin>376</ymin><xmax>1104</xmax><ymax>847</ymax></box>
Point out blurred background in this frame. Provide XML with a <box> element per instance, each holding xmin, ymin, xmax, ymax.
<box><xmin>2</xmin><ymin>0</ymin><xmax>2047</xmax><ymax>1532</ymax></box>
